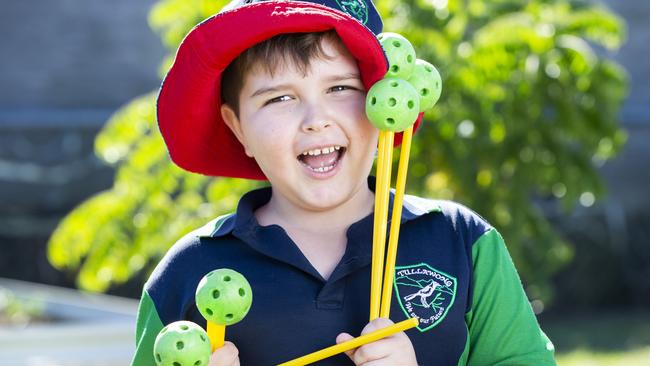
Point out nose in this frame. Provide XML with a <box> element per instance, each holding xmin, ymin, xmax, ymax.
<box><xmin>300</xmin><ymin>102</ymin><xmax>333</xmax><ymax>133</ymax></box>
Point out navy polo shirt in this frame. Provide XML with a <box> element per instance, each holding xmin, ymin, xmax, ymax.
<box><xmin>132</xmin><ymin>178</ymin><xmax>556</xmax><ymax>365</ymax></box>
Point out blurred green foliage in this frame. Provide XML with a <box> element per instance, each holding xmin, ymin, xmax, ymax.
<box><xmin>48</xmin><ymin>0</ymin><xmax>627</xmax><ymax>301</ymax></box>
<box><xmin>48</xmin><ymin>92</ymin><xmax>259</xmax><ymax>291</ymax></box>
<box><xmin>0</xmin><ymin>287</ymin><xmax>46</xmax><ymax>326</ymax></box>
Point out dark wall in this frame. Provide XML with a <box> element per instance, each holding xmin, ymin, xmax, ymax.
<box><xmin>0</xmin><ymin>0</ymin><xmax>164</xmax><ymax>108</ymax></box>
<box><xmin>0</xmin><ymin>0</ymin><xmax>164</xmax><ymax>297</ymax></box>
<box><xmin>604</xmin><ymin>0</ymin><xmax>650</xmax><ymax>122</ymax></box>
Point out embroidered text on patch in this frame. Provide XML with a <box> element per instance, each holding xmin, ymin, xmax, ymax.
<box><xmin>394</xmin><ymin>263</ymin><xmax>457</xmax><ymax>332</ymax></box>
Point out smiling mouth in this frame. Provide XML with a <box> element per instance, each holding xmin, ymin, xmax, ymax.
<box><xmin>297</xmin><ymin>145</ymin><xmax>347</xmax><ymax>173</ymax></box>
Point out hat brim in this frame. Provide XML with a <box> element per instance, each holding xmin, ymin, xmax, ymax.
<box><xmin>157</xmin><ymin>1</ymin><xmax>421</xmax><ymax>179</ymax></box>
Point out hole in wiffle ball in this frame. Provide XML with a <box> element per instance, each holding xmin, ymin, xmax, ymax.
<box><xmin>212</xmin><ymin>289</ymin><xmax>220</xmax><ymax>299</ymax></box>
<box><xmin>200</xmin><ymin>334</ymin><xmax>207</xmax><ymax>342</ymax></box>
<box><xmin>390</xmin><ymin>81</ymin><xmax>398</xmax><ymax>87</ymax></box>
<box><xmin>156</xmin><ymin>354</ymin><xmax>162</xmax><ymax>362</ymax></box>
<box><xmin>422</xmin><ymin>88</ymin><xmax>429</xmax><ymax>96</ymax></box>
<box><xmin>407</xmin><ymin>55</ymin><xmax>413</xmax><ymax>63</ymax></box>
<box><xmin>194</xmin><ymin>361</ymin><xmax>202</xmax><ymax>366</ymax></box>
<box><xmin>205</xmin><ymin>308</ymin><xmax>213</xmax><ymax>316</ymax></box>
<box><xmin>176</xmin><ymin>341</ymin><xmax>185</xmax><ymax>350</ymax></box>
<box><xmin>435</xmin><ymin>82</ymin><xmax>440</xmax><ymax>88</ymax></box>
<box><xmin>388</xmin><ymin>98</ymin><xmax>397</xmax><ymax>107</ymax></box>
<box><xmin>180</xmin><ymin>324</ymin><xmax>189</xmax><ymax>331</ymax></box>
<box><xmin>173</xmin><ymin>362</ymin><xmax>181</xmax><ymax>366</ymax></box>
<box><xmin>226</xmin><ymin>313</ymin><xmax>234</xmax><ymax>320</ymax></box>
<box><xmin>386</xmin><ymin>118</ymin><xmax>395</xmax><ymax>125</ymax></box>
<box><xmin>391</xmin><ymin>65</ymin><xmax>399</xmax><ymax>73</ymax></box>
<box><xmin>408</xmin><ymin>100</ymin><xmax>415</xmax><ymax>109</ymax></box>
<box><xmin>223</xmin><ymin>276</ymin><xmax>231</xmax><ymax>282</ymax></box>
<box><xmin>371</xmin><ymin>97</ymin><xmax>376</xmax><ymax>105</ymax></box>
<box><xmin>425</xmin><ymin>65</ymin><xmax>433</xmax><ymax>72</ymax></box>
<box><xmin>393</xmin><ymin>41</ymin><xmax>401</xmax><ymax>48</ymax></box>
<box><xmin>239</xmin><ymin>288</ymin><xmax>246</xmax><ymax>296</ymax></box>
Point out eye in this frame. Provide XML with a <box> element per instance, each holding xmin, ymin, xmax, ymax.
<box><xmin>264</xmin><ymin>95</ymin><xmax>293</xmax><ymax>105</ymax></box>
<box><xmin>329</xmin><ymin>85</ymin><xmax>358</xmax><ymax>93</ymax></box>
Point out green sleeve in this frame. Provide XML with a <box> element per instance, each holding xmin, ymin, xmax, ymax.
<box><xmin>460</xmin><ymin>228</ymin><xmax>556</xmax><ymax>365</ymax></box>
<box><xmin>131</xmin><ymin>288</ymin><xmax>165</xmax><ymax>366</ymax></box>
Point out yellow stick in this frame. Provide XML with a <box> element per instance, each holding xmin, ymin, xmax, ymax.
<box><xmin>370</xmin><ymin>132</ymin><xmax>385</xmax><ymax>321</ymax></box>
<box><xmin>207</xmin><ymin>321</ymin><xmax>225</xmax><ymax>352</ymax></box>
<box><xmin>370</xmin><ymin>131</ymin><xmax>394</xmax><ymax>321</ymax></box>
<box><xmin>380</xmin><ymin>126</ymin><xmax>413</xmax><ymax>318</ymax></box>
<box><xmin>277</xmin><ymin>317</ymin><xmax>418</xmax><ymax>366</ymax></box>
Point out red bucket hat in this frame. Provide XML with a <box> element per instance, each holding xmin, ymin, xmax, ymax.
<box><xmin>157</xmin><ymin>0</ymin><xmax>422</xmax><ymax>180</ymax></box>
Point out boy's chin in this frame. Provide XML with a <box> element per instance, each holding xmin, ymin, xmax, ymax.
<box><xmin>295</xmin><ymin>177</ymin><xmax>369</xmax><ymax>213</ymax></box>
<box><xmin>297</xmin><ymin>188</ymin><xmax>352</xmax><ymax>212</ymax></box>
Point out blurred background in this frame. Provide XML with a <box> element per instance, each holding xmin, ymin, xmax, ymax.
<box><xmin>0</xmin><ymin>0</ymin><xmax>648</xmax><ymax>365</ymax></box>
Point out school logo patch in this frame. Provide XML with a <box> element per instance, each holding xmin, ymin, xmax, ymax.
<box><xmin>394</xmin><ymin>263</ymin><xmax>457</xmax><ymax>332</ymax></box>
<box><xmin>335</xmin><ymin>0</ymin><xmax>368</xmax><ymax>24</ymax></box>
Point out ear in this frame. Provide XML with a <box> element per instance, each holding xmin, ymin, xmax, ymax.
<box><xmin>221</xmin><ymin>104</ymin><xmax>254</xmax><ymax>158</ymax></box>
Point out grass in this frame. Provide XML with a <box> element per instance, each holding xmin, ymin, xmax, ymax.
<box><xmin>556</xmin><ymin>346</ymin><xmax>650</xmax><ymax>366</ymax></box>
<box><xmin>539</xmin><ymin>309</ymin><xmax>650</xmax><ymax>366</ymax></box>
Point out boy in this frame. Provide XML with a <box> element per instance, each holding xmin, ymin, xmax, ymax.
<box><xmin>132</xmin><ymin>0</ymin><xmax>557</xmax><ymax>365</ymax></box>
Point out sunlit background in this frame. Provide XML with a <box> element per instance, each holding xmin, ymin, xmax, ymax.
<box><xmin>1</xmin><ymin>0</ymin><xmax>648</xmax><ymax>365</ymax></box>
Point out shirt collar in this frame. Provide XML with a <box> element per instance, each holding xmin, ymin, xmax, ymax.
<box><xmin>196</xmin><ymin>177</ymin><xmax>441</xmax><ymax>282</ymax></box>
<box><xmin>196</xmin><ymin>176</ymin><xmax>441</xmax><ymax>240</ymax></box>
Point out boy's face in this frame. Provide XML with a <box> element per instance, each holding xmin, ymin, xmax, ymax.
<box><xmin>222</xmin><ymin>38</ymin><xmax>378</xmax><ymax>212</ymax></box>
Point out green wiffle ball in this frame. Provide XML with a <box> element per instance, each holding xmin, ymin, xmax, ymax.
<box><xmin>407</xmin><ymin>59</ymin><xmax>443</xmax><ymax>111</ymax></box>
<box><xmin>153</xmin><ymin>321</ymin><xmax>211</xmax><ymax>366</ymax></box>
<box><xmin>378</xmin><ymin>32</ymin><xmax>417</xmax><ymax>80</ymax></box>
<box><xmin>195</xmin><ymin>268</ymin><xmax>252</xmax><ymax>326</ymax></box>
<box><xmin>366</xmin><ymin>78</ymin><xmax>420</xmax><ymax>132</ymax></box>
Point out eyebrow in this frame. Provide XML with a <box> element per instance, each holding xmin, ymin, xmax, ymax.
<box><xmin>248</xmin><ymin>72</ymin><xmax>362</xmax><ymax>98</ymax></box>
<box><xmin>249</xmin><ymin>84</ymin><xmax>293</xmax><ymax>98</ymax></box>
<box><xmin>324</xmin><ymin>72</ymin><xmax>362</xmax><ymax>83</ymax></box>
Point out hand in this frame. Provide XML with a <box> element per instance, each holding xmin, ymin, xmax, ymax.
<box><xmin>208</xmin><ymin>341</ymin><xmax>240</xmax><ymax>366</ymax></box>
<box><xmin>335</xmin><ymin>318</ymin><xmax>418</xmax><ymax>366</ymax></box>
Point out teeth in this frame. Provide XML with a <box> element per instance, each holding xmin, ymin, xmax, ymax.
<box><xmin>301</xmin><ymin>145</ymin><xmax>342</xmax><ymax>156</ymax></box>
<box><xmin>298</xmin><ymin>145</ymin><xmax>344</xmax><ymax>173</ymax></box>
<box><xmin>312</xmin><ymin>165</ymin><xmax>334</xmax><ymax>173</ymax></box>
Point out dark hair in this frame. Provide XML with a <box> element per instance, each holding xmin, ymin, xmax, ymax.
<box><xmin>220</xmin><ymin>30</ymin><xmax>347</xmax><ymax>115</ymax></box>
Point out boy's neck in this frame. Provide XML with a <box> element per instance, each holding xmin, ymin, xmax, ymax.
<box><xmin>255</xmin><ymin>182</ymin><xmax>375</xmax><ymax>235</ymax></box>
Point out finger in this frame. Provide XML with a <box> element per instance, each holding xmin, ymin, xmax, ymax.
<box><xmin>209</xmin><ymin>341</ymin><xmax>239</xmax><ymax>366</ymax></box>
<box><xmin>336</xmin><ymin>332</ymin><xmax>356</xmax><ymax>359</ymax></box>
<box><xmin>350</xmin><ymin>338</ymin><xmax>392</xmax><ymax>365</ymax></box>
<box><xmin>360</xmin><ymin>317</ymin><xmax>395</xmax><ymax>336</ymax></box>
<box><xmin>336</xmin><ymin>332</ymin><xmax>355</xmax><ymax>344</ymax></box>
